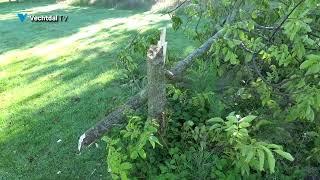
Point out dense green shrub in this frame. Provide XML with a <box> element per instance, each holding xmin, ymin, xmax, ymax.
<box><xmin>104</xmin><ymin>0</ymin><xmax>320</xmax><ymax>179</ymax></box>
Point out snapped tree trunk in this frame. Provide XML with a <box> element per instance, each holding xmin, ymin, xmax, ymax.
<box><xmin>147</xmin><ymin>28</ymin><xmax>167</xmax><ymax>129</ymax></box>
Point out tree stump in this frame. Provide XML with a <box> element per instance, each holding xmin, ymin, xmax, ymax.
<box><xmin>147</xmin><ymin>28</ymin><xmax>167</xmax><ymax>130</ymax></box>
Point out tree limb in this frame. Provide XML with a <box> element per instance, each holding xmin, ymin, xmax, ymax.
<box><xmin>270</xmin><ymin>0</ymin><xmax>305</xmax><ymax>40</ymax></box>
<box><xmin>78</xmin><ymin>90</ymin><xmax>147</xmax><ymax>151</ymax></box>
<box><xmin>166</xmin><ymin>0</ymin><xmax>190</xmax><ymax>14</ymax></box>
<box><xmin>166</xmin><ymin>28</ymin><xmax>226</xmax><ymax>80</ymax></box>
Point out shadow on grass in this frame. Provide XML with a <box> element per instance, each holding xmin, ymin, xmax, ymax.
<box><xmin>0</xmin><ymin>19</ymin><xmax>169</xmax><ymax>86</ymax></box>
<box><xmin>0</xmin><ymin>37</ymin><xmax>130</xmax><ymax>179</ymax></box>
<box><xmin>0</xmin><ymin>82</ymin><xmax>121</xmax><ymax>179</ymax></box>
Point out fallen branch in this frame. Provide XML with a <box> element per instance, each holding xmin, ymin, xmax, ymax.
<box><xmin>166</xmin><ymin>28</ymin><xmax>225</xmax><ymax>80</ymax></box>
<box><xmin>78</xmin><ymin>90</ymin><xmax>147</xmax><ymax>151</ymax></box>
<box><xmin>167</xmin><ymin>0</ymin><xmax>242</xmax><ymax>79</ymax></box>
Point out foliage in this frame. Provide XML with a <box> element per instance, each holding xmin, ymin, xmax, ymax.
<box><xmin>116</xmin><ymin>29</ymin><xmax>160</xmax><ymax>93</ymax></box>
<box><xmin>105</xmin><ymin>0</ymin><xmax>320</xmax><ymax>179</ymax></box>
<box><xmin>104</xmin><ymin>85</ymin><xmax>295</xmax><ymax>179</ymax></box>
<box><xmin>103</xmin><ymin>115</ymin><xmax>161</xmax><ymax>179</ymax></box>
<box><xmin>207</xmin><ymin>113</ymin><xmax>294</xmax><ymax>175</ymax></box>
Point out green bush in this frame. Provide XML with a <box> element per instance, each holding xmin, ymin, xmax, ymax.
<box><xmin>103</xmin><ymin>0</ymin><xmax>320</xmax><ymax>178</ymax></box>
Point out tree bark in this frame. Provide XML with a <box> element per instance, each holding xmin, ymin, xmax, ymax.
<box><xmin>78</xmin><ymin>90</ymin><xmax>147</xmax><ymax>151</ymax></box>
<box><xmin>166</xmin><ymin>28</ymin><xmax>225</xmax><ymax>80</ymax></box>
<box><xmin>147</xmin><ymin>28</ymin><xmax>167</xmax><ymax>129</ymax></box>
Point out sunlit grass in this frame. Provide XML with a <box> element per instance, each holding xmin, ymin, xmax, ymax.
<box><xmin>0</xmin><ymin>1</ymin><xmax>197</xmax><ymax>178</ymax></box>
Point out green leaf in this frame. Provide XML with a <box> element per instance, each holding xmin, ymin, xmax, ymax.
<box><xmin>171</xmin><ymin>15</ymin><xmax>182</xmax><ymax>30</ymax></box>
<box><xmin>239</xmin><ymin>122</ymin><xmax>251</xmax><ymax>128</ymax></box>
<box><xmin>172</xmin><ymin>93</ymin><xmax>179</xmax><ymax>100</ymax></box>
<box><xmin>102</xmin><ymin>136</ymin><xmax>110</xmax><ymax>142</ymax></box>
<box><xmin>245</xmin><ymin>149</ymin><xmax>255</xmax><ymax>162</ymax></box>
<box><xmin>138</xmin><ymin>149</ymin><xmax>147</xmax><ymax>159</ymax></box>
<box><xmin>149</xmin><ymin>140</ymin><xmax>155</xmax><ymax>148</ymax></box>
<box><xmin>257</xmin><ymin>149</ymin><xmax>265</xmax><ymax>171</ymax></box>
<box><xmin>245</xmin><ymin>53</ymin><xmax>253</xmax><ymax>62</ymax></box>
<box><xmin>207</xmin><ymin>117</ymin><xmax>224</xmax><ymax>123</ymax></box>
<box><xmin>226</xmin><ymin>115</ymin><xmax>237</xmax><ymax>123</ymax></box>
<box><xmin>251</xmin><ymin>10</ymin><xmax>258</xmax><ymax>19</ymax></box>
<box><xmin>274</xmin><ymin>150</ymin><xmax>294</xmax><ymax>161</ymax></box>
<box><xmin>240</xmin><ymin>115</ymin><xmax>257</xmax><ymax>123</ymax></box>
<box><xmin>294</xmin><ymin>40</ymin><xmax>305</xmax><ymax>59</ymax></box>
<box><xmin>306</xmin><ymin>64</ymin><xmax>320</xmax><ymax>75</ymax></box>
<box><xmin>185</xmin><ymin>120</ymin><xmax>194</xmax><ymax>126</ymax></box>
<box><xmin>306</xmin><ymin>106</ymin><xmax>315</xmax><ymax>121</ymax></box>
<box><xmin>209</xmin><ymin>124</ymin><xmax>222</xmax><ymax>130</ymax></box>
<box><xmin>266</xmin><ymin>144</ymin><xmax>282</xmax><ymax>150</ymax></box>
<box><xmin>225</xmin><ymin>125</ymin><xmax>237</xmax><ymax>132</ymax></box>
<box><xmin>300</xmin><ymin>59</ymin><xmax>315</xmax><ymax>69</ymax></box>
<box><xmin>260</xmin><ymin>145</ymin><xmax>275</xmax><ymax>173</ymax></box>
<box><xmin>149</xmin><ymin>136</ymin><xmax>161</xmax><ymax>148</ymax></box>
<box><xmin>121</xmin><ymin>162</ymin><xmax>133</xmax><ymax>170</ymax></box>
<box><xmin>111</xmin><ymin>174</ymin><xmax>119</xmax><ymax>179</ymax></box>
<box><xmin>239</xmin><ymin>128</ymin><xmax>249</xmax><ymax>137</ymax></box>
<box><xmin>120</xmin><ymin>172</ymin><xmax>128</xmax><ymax>180</ymax></box>
<box><xmin>300</xmin><ymin>54</ymin><xmax>319</xmax><ymax>74</ymax></box>
<box><xmin>254</xmin><ymin>119</ymin><xmax>272</xmax><ymax>130</ymax></box>
<box><xmin>130</xmin><ymin>151</ymin><xmax>138</xmax><ymax>159</ymax></box>
<box><xmin>248</xmin><ymin>21</ymin><xmax>255</xmax><ymax>31</ymax></box>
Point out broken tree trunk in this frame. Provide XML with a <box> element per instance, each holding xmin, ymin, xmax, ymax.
<box><xmin>78</xmin><ymin>26</ymin><xmax>228</xmax><ymax>151</ymax></box>
<box><xmin>147</xmin><ymin>28</ymin><xmax>167</xmax><ymax>129</ymax></box>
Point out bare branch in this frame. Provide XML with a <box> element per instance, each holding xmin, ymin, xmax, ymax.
<box><xmin>254</xmin><ymin>23</ymin><xmax>276</xmax><ymax>30</ymax></box>
<box><xmin>270</xmin><ymin>0</ymin><xmax>305</xmax><ymax>40</ymax></box>
<box><xmin>78</xmin><ymin>90</ymin><xmax>147</xmax><ymax>151</ymax></box>
<box><xmin>166</xmin><ymin>0</ymin><xmax>190</xmax><ymax>14</ymax></box>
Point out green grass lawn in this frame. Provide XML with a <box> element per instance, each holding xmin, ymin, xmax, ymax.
<box><xmin>0</xmin><ymin>1</ymin><xmax>197</xmax><ymax>179</ymax></box>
